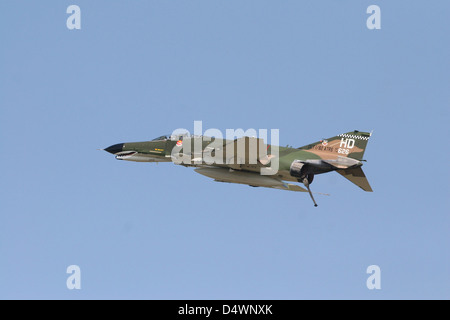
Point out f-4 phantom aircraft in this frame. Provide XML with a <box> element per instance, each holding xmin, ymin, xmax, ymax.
<box><xmin>104</xmin><ymin>130</ymin><xmax>373</xmax><ymax>207</ymax></box>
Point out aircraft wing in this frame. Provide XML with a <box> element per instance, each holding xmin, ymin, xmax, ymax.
<box><xmin>203</xmin><ymin>137</ymin><xmax>274</xmax><ymax>171</ymax></box>
<box><xmin>194</xmin><ymin>167</ymin><xmax>307</xmax><ymax>192</ymax></box>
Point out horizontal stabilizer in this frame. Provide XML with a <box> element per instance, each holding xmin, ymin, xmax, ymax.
<box><xmin>336</xmin><ymin>167</ymin><xmax>373</xmax><ymax>192</ymax></box>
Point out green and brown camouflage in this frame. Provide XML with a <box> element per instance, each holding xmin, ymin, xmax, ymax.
<box><xmin>104</xmin><ymin>130</ymin><xmax>372</xmax><ymax>206</ymax></box>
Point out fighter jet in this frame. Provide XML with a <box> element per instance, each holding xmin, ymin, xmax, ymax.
<box><xmin>104</xmin><ymin>130</ymin><xmax>373</xmax><ymax>206</ymax></box>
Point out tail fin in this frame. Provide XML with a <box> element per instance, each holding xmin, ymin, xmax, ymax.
<box><xmin>299</xmin><ymin>130</ymin><xmax>372</xmax><ymax>161</ymax></box>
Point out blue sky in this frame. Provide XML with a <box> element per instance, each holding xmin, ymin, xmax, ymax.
<box><xmin>1</xmin><ymin>1</ymin><xmax>449</xmax><ymax>299</ymax></box>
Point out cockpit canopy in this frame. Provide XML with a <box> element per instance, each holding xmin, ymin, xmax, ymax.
<box><xmin>151</xmin><ymin>135</ymin><xmax>170</xmax><ymax>141</ymax></box>
<box><xmin>151</xmin><ymin>132</ymin><xmax>191</xmax><ymax>141</ymax></box>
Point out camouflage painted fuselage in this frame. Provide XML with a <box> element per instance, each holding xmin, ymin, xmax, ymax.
<box><xmin>104</xmin><ymin>130</ymin><xmax>373</xmax><ymax>205</ymax></box>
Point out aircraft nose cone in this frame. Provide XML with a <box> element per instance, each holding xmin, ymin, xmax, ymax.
<box><xmin>104</xmin><ymin>143</ymin><xmax>124</xmax><ymax>154</ymax></box>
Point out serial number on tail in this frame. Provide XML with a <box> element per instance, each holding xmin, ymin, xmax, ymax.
<box><xmin>337</xmin><ymin>148</ymin><xmax>350</xmax><ymax>155</ymax></box>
